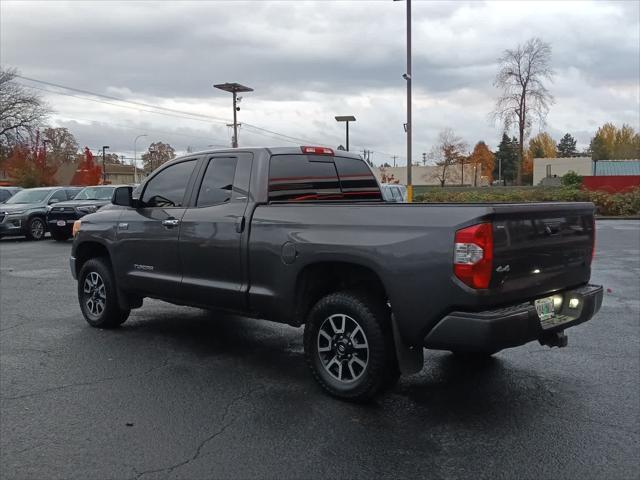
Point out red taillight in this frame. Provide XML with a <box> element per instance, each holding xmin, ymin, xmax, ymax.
<box><xmin>453</xmin><ymin>222</ymin><xmax>493</xmax><ymax>289</ymax></box>
<box><xmin>301</xmin><ymin>146</ymin><xmax>334</xmax><ymax>156</ymax></box>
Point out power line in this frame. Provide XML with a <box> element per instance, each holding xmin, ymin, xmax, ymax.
<box><xmin>16</xmin><ymin>74</ymin><xmax>403</xmax><ymax>158</ymax></box>
<box><xmin>17</xmin><ymin>75</ymin><xmax>231</xmax><ymax>123</ymax></box>
<box><xmin>20</xmin><ymin>83</ymin><xmax>231</xmax><ymax>126</ymax></box>
<box><xmin>17</xmin><ymin>75</ymin><xmax>332</xmax><ymax>146</ymax></box>
<box><xmin>21</xmin><ymin>80</ymin><xmax>336</xmax><ymax>147</ymax></box>
<box><xmin>52</xmin><ymin>114</ymin><xmax>228</xmax><ymax>145</ymax></box>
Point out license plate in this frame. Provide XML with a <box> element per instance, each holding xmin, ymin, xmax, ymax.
<box><xmin>56</xmin><ymin>220</ymin><xmax>66</xmax><ymax>227</ymax></box>
<box><xmin>535</xmin><ymin>297</ymin><xmax>555</xmax><ymax>322</ymax></box>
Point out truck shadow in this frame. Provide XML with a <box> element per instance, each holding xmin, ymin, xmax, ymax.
<box><xmin>117</xmin><ymin>307</ymin><xmax>569</xmax><ymax>425</ymax></box>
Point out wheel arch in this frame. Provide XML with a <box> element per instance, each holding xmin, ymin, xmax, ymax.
<box><xmin>293</xmin><ymin>261</ymin><xmax>388</xmax><ymax>326</ymax></box>
<box><xmin>74</xmin><ymin>240</ymin><xmax>111</xmax><ymax>278</ymax></box>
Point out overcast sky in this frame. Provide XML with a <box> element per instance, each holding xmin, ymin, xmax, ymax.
<box><xmin>1</xmin><ymin>0</ymin><xmax>639</xmax><ymax>164</ymax></box>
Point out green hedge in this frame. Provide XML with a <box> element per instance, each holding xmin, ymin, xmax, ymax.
<box><xmin>414</xmin><ymin>186</ymin><xmax>640</xmax><ymax>217</ymax></box>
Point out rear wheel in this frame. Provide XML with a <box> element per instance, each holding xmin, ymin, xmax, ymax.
<box><xmin>78</xmin><ymin>258</ymin><xmax>129</xmax><ymax>328</ymax></box>
<box><xmin>25</xmin><ymin>216</ymin><xmax>45</xmax><ymax>240</ymax></box>
<box><xmin>304</xmin><ymin>291</ymin><xmax>398</xmax><ymax>401</ymax></box>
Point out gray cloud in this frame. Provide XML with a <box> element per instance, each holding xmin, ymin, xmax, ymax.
<box><xmin>1</xmin><ymin>0</ymin><xmax>638</xmax><ymax>161</ymax></box>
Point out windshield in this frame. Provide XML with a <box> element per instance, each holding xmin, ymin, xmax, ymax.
<box><xmin>5</xmin><ymin>189</ymin><xmax>54</xmax><ymax>204</ymax></box>
<box><xmin>74</xmin><ymin>186</ymin><xmax>115</xmax><ymax>200</ymax></box>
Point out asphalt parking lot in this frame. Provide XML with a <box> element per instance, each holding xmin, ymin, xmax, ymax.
<box><xmin>1</xmin><ymin>220</ymin><xmax>639</xmax><ymax>480</ymax></box>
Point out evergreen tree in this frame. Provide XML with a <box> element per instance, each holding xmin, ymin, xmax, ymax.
<box><xmin>557</xmin><ymin>133</ymin><xmax>577</xmax><ymax>157</ymax></box>
<box><xmin>493</xmin><ymin>133</ymin><xmax>518</xmax><ymax>185</ymax></box>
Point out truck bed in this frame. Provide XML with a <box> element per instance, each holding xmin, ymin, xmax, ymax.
<box><xmin>248</xmin><ymin>201</ymin><xmax>594</xmax><ymax>344</ymax></box>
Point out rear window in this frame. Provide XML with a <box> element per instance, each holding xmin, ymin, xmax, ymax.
<box><xmin>268</xmin><ymin>155</ymin><xmax>342</xmax><ymax>201</ymax></box>
<box><xmin>268</xmin><ymin>154</ymin><xmax>381</xmax><ymax>202</ymax></box>
<box><xmin>334</xmin><ymin>157</ymin><xmax>382</xmax><ymax>201</ymax></box>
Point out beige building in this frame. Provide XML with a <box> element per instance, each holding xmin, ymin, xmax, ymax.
<box><xmin>374</xmin><ymin>163</ymin><xmax>486</xmax><ymax>186</ymax></box>
<box><xmin>533</xmin><ymin>157</ymin><xmax>592</xmax><ymax>185</ymax></box>
<box><xmin>104</xmin><ymin>163</ymin><xmax>144</xmax><ymax>185</ymax></box>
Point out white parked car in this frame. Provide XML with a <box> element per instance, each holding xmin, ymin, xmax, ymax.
<box><xmin>380</xmin><ymin>183</ymin><xmax>408</xmax><ymax>202</ymax></box>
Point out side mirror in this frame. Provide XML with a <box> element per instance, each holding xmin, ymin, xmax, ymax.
<box><xmin>112</xmin><ymin>186</ymin><xmax>134</xmax><ymax>207</ymax></box>
<box><xmin>49</xmin><ymin>197</ymin><xmax>61</xmax><ymax>204</ymax></box>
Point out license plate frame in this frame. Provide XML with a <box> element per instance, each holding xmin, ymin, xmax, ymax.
<box><xmin>535</xmin><ymin>296</ymin><xmax>555</xmax><ymax>322</ymax></box>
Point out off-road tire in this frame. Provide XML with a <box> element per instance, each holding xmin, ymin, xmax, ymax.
<box><xmin>304</xmin><ymin>291</ymin><xmax>399</xmax><ymax>402</ymax></box>
<box><xmin>25</xmin><ymin>216</ymin><xmax>46</xmax><ymax>241</ymax></box>
<box><xmin>78</xmin><ymin>257</ymin><xmax>130</xmax><ymax>328</ymax></box>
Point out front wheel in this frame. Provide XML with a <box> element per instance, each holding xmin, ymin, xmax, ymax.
<box><xmin>78</xmin><ymin>258</ymin><xmax>130</xmax><ymax>328</ymax></box>
<box><xmin>303</xmin><ymin>291</ymin><xmax>398</xmax><ymax>401</ymax></box>
<box><xmin>25</xmin><ymin>216</ymin><xmax>46</xmax><ymax>240</ymax></box>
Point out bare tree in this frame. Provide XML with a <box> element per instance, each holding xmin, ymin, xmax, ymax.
<box><xmin>492</xmin><ymin>37</ymin><xmax>554</xmax><ymax>185</ymax></box>
<box><xmin>428</xmin><ymin>128</ymin><xmax>468</xmax><ymax>187</ymax></box>
<box><xmin>0</xmin><ymin>68</ymin><xmax>51</xmax><ymax>150</ymax></box>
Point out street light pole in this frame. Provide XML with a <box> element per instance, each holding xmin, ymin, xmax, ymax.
<box><xmin>134</xmin><ymin>134</ymin><xmax>147</xmax><ymax>184</ymax></box>
<box><xmin>214</xmin><ymin>83</ymin><xmax>253</xmax><ymax>148</ymax></box>
<box><xmin>42</xmin><ymin>139</ymin><xmax>50</xmax><ymax>174</ymax></box>
<box><xmin>405</xmin><ymin>0</ymin><xmax>413</xmax><ymax>201</ymax></box>
<box><xmin>396</xmin><ymin>0</ymin><xmax>413</xmax><ymax>200</ymax></box>
<box><xmin>102</xmin><ymin>145</ymin><xmax>109</xmax><ymax>184</ymax></box>
<box><xmin>335</xmin><ymin>116</ymin><xmax>356</xmax><ymax>151</ymax></box>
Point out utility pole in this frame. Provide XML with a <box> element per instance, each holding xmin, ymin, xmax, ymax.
<box><xmin>214</xmin><ymin>83</ymin><xmax>253</xmax><ymax>148</ymax></box>
<box><xmin>226</xmin><ymin>123</ymin><xmax>242</xmax><ymax>147</ymax></box>
<box><xmin>422</xmin><ymin>152</ymin><xmax>426</xmax><ymax>165</ymax></box>
<box><xmin>101</xmin><ymin>145</ymin><xmax>109</xmax><ymax>184</ymax></box>
<box><xmin>392</xmin><ymin>155</ymin><xmax>398</xmax><ymax>167</ymax></box>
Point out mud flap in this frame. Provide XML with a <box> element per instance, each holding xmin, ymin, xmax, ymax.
<box><xmin>391</xmin><ymin>314</ymin><xmax>424</xmax><ymax>374</ymax></box>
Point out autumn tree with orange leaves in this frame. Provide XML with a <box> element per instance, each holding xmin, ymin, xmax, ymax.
<box><xmin>468</xmin><ymin>141</ymin><xmax>495</xmax><ymax>185</ymax></box>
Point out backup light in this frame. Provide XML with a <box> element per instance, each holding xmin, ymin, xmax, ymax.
<box><xmin>552</xmin><ymin>295</ymin><xmax>563</xmax><ymax>310</ymax></box>
<box><xmin>453</xmin><ymin>223</ymin><xmax>493</xmax><ymax>289</ymax></box>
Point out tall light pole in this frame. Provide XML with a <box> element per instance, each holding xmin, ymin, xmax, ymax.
<box><xmin>134</xmin><ymin>134</ymin><xmax>147</xmax><ymax>184</ymax></box>
<box><xmin>101</xmin><ymin>146</ymin><xmax>109</xmax><ymax>184</ymax></box>
<box><xmin>396</xmin><ymin>0</ymin><xmax>413</xmax><ymax>202</ymax></box>
<box><xmin>42</xmin><ymin>139</ymin><xmax>51</xmax><ymax>174</ymax></box>
<box><xmin>335</xmin><ymin>116</ymin><xmax>356</xmax><ymax>151</ymax></box>
<box><xmin>213</xmin><ymin>82</ymin><xmax>253</xmax><ymax>148</ymax></box>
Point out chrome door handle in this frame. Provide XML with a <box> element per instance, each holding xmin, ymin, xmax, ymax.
<box><xmin>162</xmin><ymin>219</ymin><xmax>180</xmax><ymax>227</ymax></box>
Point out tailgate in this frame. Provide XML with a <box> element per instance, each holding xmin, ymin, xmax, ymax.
<box><xmin>490</xmin><ymin>202</ymin><xmax>594</xmax><ymax>297</ymax></box>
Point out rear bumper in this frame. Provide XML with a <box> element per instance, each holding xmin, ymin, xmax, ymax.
<box><xmin>423</xmin><ymin>284</ymin><xmax>603</xmax><ymax>353</ymax></box>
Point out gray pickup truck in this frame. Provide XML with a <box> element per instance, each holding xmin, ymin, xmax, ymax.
<box><xmin>70</xmin><ymin>146</ymin><xmax>603</xmax><ymax>400</ymax></box>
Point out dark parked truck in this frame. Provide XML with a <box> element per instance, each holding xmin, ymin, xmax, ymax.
<box><xmin>47</xmin><ymin>185</ymin><xmax>121</xmax><ymax>241</ymax></box>
<box><xmin>70</xmin><ymin>146</ymin><xmax>603</xmax><ymax>400</ymax></box>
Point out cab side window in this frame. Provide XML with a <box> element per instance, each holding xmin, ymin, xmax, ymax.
<box><xmin>196</xmin><ymin>157</ymin><xmax>238</xmax><ymax>207</ymax></box>
<box><xmin>141</xmin><ymin>160</ymin><xmax>197</xmax><ymax>207</ymax></box>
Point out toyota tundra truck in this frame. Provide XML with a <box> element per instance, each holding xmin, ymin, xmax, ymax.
<box><xmin>69</xmin><ymin>146</ymin><xmax>603</xmax><ymax>401</ymax></box>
